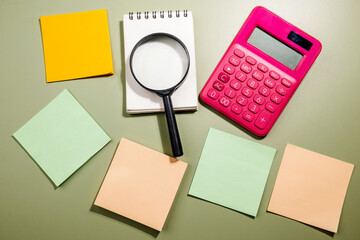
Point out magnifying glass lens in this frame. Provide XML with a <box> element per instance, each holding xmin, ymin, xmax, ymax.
<box><xmin>131</xmin><ymin>36</ymin><xmax>189</xmax><ymax>90</ymax></box>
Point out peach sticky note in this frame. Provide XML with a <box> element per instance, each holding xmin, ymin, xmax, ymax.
<box><xmin>94</xmin><ymin>138</ymin><xmax>187</xmax><ymax>231</ymax></box>
<box><xmin>268</xmin><ymin>144</ymin><xmax>354</xmax><ymax>233</ymax></box>
<box><xmin>40</xmin><ymin>9</ymin><xmax>113</xmax><ymax>82</ymax></box>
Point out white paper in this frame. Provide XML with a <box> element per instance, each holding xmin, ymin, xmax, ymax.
<box><xmin>123</xmin><ymin>11</ymin><xmax>198</xmax><ymax>113</ymax></box>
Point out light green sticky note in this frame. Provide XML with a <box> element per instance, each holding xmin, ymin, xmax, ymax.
<box><xmin>13</xmin><ymin>89</ymin><xmax>111</xmax><ymax>187</ymax></box>
<box><xmin>189</xmin><ymin>128</ymin><xmax>276</xmax><ymax>217</ymax></box>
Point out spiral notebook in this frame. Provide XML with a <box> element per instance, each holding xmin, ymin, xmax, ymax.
<box><xmin>123</xmin><ymin>10</ymin><xmax>198</xmax><ymax>114</ymax></box>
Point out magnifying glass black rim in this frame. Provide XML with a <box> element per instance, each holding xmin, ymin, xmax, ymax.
<box><xmin>129</xmin><ymin>32</ymin><xmax>191</xmax><ymax>96</ymax></box>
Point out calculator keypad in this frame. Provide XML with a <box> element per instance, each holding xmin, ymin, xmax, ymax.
<box><xmin>229</xmin><ymin>55</ymin><xmax>241</xmax><ymax>66</ymax></box>
<box><xmin>213</xmin><ymin>81</ymin><xmax>224</xmax><ymax>91</ymax></box>
<box><xmin>234</xmin><ymin>49</ymin><xmax>245</xmax><ymax>58</ymax></box>
<box><xmin>240</xmin><ymin>63</ymin><xmax>252</xmax><ymax>73</ymax></box>
<box><xmin>257</xmin><ymin>63</ymin><xmax>268</xmax><ymax>73</ymax></box>
<box><xmin>235</xmin><ymin>71</ymin><xmax>247</xmax><ymax>81</ymax></box>
<box><xmin>224</xmin><ymin>64</ymin><xmax>235</xmax><ymax>75</ymax></box>
<box><xmin>201</xmin><ymin>44</ymin><xmax>296</xmax><ymax>136</ymax></box>
<box><xmin>255</xmin><ymin>111</ymin><xmax>271</xmax><ymax>129</ymax></box>
<box><xmin>218</xmin><ymin>72</ymin><xmax>230</xmax><ymax>82</ymax></box>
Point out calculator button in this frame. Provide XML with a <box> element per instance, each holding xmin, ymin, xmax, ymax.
<box><xmin>281</xmin><ymin>78</ymin><xmax>292</xmax><ymax>88</ymax></box>
<box><xmin>259</xmin><ymin>86</ymin><xmax>270</xmax><ymax>97</ymax></box>
<box><xmin>245</xmin><ymin>56</ymin><xmax>257</xmax><ymax>65</ymax></box>
<box><xmin>234</xmin><ymin>49</ymin><xmax>245</xmax><ymax>58</ymax></box>
<box><xmin>257</xmin><ymin>63</ymin><xmax>268</xmax><ymax>73</ymax></box>
<box><xmin>269</xmin><ymin>70</ymin><xmax>280</xmax><ymax>80</ymax></box>
<box><xmin>247</xmin><ymin>79</ymin><xmax>258</xmax><ymax>89</ymax></box>
<box><xmin>248</xmin><ymin>103</ymin><xmax>260</xmax><ymax>114</ymax></box>
<box><xmin>253</xmin><ymin>95</ymin><xmax>265</xmax><ymax>105</ymax></box>
<box><xmin>241</xmin><ymin>87</ymin><xmax>253</xmax><ymax>98</ymax></box>
<box><xmin>224</xmin><ymin>64</ymin><xmax>235</xmax><ymax>75</ymax></box>
<box><xmin>255</xmin><ymin>111</ymin><xmax>271</xmax><ymax>129</ymax></box>
<box><xmin>231</xmin><ymin>104</ymin><xmax>242</xmax><ymax>115</ymax></box>
<box><xmin>252</xmin><ymin>70</ymin><xmax>264</xmax><ymax>81</ymax></box>
<box><xmin>228</xmin><ymin>55</ymin><xmax>241</xmax><ymax>66</ymax></box>
<box><xmin>225</xmin><ymin>88</ymin><xmax>236</xmax><ymax>99</ymax></box>
<box><xmin>243</xmin><ymin>111</ymin><xmax>254</xmax><ymax>122</ymax></box>
<box><xmin>266</xmin><ymin>102</ymin><xmax>277</xmax><ymax>112</ymax></box>
<box><xmin>271</xmin><ymin>93</ymin><xmax>282</xmax><ymax>104</ymax></box>
<box><xmin>240</xmin><ymin>63</ymin><xmax>252</xmax><ymax>74</ymax></box>
<box><xmin>230</xmin><ymin>80</ymin><xmax>241</xmax><ymax>90</ymax></box>
<box><xmin>218</xmin><ymin>72</ymin><xmax>230</xmax><ymax>83</ymax></box>
<box><xmin>236</xmin><ymin>95</ymin><xmax>248</xmax><ymax>106</ymax></box>
<box><xmin>213</xmin><ymin>81</ymin><xmax>225</xmax><ymax>91</ymax></box>
<box><xmin>276</xmin><ymin>85</ymin><xmax>287</xmax><ymax>96</ymax></box>
<box><xmin>264</xmin><ymin>78</ymin><xmax>276</xmax><ymax>88</ymax></box>
<box><xmin>219</xmin><ymin>96</ymin><xmax>231</xmax><ymax>107</ymax></box>
<box><xmin>207</xmin><ymin>89</ymin><xmax>219</xmax><ymax>100</ymax></box>
<box><xmin>235</xmin><ymin>71</ymin><xmax>247</xmax><ymax>82</ymax></box>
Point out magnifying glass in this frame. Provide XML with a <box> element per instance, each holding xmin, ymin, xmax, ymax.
<box><xmin>129</xmin><ymin>33</ymin><xmax>190</xmax><ymax>157</ymax></box>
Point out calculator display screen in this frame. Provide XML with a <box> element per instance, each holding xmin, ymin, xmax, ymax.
<box><xmin>248</xmin><ymin>27</ymin><xmax>303</xmax><ymax>70</ymax></box>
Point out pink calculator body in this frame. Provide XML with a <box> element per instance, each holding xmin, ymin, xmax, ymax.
<box><xmin>200</xmin><ymin>6</ymin><xmax>322</xmax><ymax>136</ymax></box>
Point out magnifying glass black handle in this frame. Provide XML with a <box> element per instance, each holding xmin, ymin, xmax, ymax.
<box><xmin>163</xmin><ymin>95</ymin><xmax>183</xmax><ymax>157</ymax></box>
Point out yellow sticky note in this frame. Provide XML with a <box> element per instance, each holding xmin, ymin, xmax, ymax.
<box><xmin>40</xmin><ymin>9</ymin><xmax>113</xmax><ymax>82</ymax></box>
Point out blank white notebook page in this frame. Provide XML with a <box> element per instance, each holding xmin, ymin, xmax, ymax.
<box><xmin>123</xmin><ymin>11</ymin><xmax>198</xmax><ymax>114</ymax></box>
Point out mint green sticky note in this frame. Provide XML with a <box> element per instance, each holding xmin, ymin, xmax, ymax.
<box><xmin>189</xmin><ymin>128</ymin><xmax>276</xmax><ymax>217</ymax></box>
<box><xmin>13</xmin><ymin>89</ymin><xmax>111</xmax><ymax>187</ymax></box>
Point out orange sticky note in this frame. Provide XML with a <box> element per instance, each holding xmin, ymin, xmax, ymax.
<box><xmin>40</xmin><ymin>9</ymin><xmax>113</xmax><ymax>82</ymax></box>
<box><xmin>94</xmin><ymin>138</ymin><xmax>187</xmax><ymax>231</ymax></box>
<box><xmin>268</xmin><ymin>144</ymin><xmax>354</xmax><ymax>233</ymax></box>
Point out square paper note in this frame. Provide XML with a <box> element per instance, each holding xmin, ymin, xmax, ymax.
<box><xmin>267</xmin><ymin>144</ymin><xmax>354</xmax><ymax>233</ymax></box>
<box><xmin>40</xmin><ymin>9</ymin><xmax>113</xmax><ymax>82</ymax></box>
<box><xmin>94</xmin><ymin>138</ymin><xmax>187</xmax><ymax>231</ymax></box>
<box><xmin>189</xmin><ymin>128</ymin><xmax>276</xmax><ymax>217</ymax></box>
<box><xmin>13</xmin><ymin>89</ymin><xmax>111</xmax><ymax>187</ymax></box>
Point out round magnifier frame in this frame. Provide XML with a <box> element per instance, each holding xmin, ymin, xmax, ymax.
<box><xmin>129</xmin><ymin>32</ymin><xmax>191</xmax><ymax>96</ymax></box>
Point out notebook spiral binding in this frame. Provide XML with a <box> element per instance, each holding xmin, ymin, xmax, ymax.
<box><xmin>128</xmin><ymin>10</ymin><xmax>188</xmax><ymax>20</ymax></box>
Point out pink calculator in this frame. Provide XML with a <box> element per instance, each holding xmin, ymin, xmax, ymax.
<box><xmin>200</xmin><ymin>6</ymin><xmax>322</xmax><ymax>136</ymax></box>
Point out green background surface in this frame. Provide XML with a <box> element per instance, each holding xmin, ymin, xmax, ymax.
<box><xmin>1</xmin><ymin>0</ymin><xmax>359</xmax><ymax>239</ymax></box>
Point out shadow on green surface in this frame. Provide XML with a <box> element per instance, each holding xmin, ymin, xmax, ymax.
<box><xmin>266</xmin><ymin>211</ymin><xmax>335</xmax><ymax>237</ymax></box>
<box><xmin>187</xmin><ymin>194</ymin><xmax>256</xmax><ymax>220</ymax></box>
<box><xmin>90</xmin><ymin>205</ymin><xmax>160</xmax><ymax>238</ymax></box>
